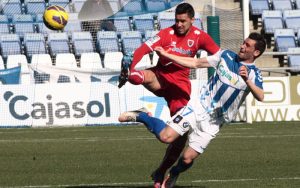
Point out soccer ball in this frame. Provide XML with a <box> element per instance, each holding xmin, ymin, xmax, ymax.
<box><xmin>43</xmin><ymin>5</ymin><xmax>69</xmax><ymax>30</ymax></box>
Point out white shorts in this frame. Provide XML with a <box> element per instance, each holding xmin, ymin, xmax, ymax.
<box><xmin>168</xmin><ymin>104</ymin><xmax>222</xmax><ymax>153</ymax></box>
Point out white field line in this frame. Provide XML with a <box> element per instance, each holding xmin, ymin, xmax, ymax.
<box><xmin>0</xmin><ymin>134</ymin><xmax>300</xmax><ymax>143</ymax></box>
<box><xmin>6</xmin><ymin>177</ymin><xmax>300</xmax><ymax>188</ymax></box>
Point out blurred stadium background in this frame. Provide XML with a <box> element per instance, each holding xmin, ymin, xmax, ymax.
<box><xmin>0</xmin><ymin>0</ymin><xmax>299</xmax><ymax>187</ymax></box>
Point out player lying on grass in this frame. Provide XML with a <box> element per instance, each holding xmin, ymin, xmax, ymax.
<box><xmin>118</xmin><ymin>32</ymin><xmax>266</xmax><ymax>188</ymax></box>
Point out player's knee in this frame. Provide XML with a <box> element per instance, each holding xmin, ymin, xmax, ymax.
<box><xmin>159</xmin><ymin>132</ymin><xmax>175</xmax><ymax>144</ymax></box>
<box><xmin>128</xmin><ymin>71</ymin><xmax>144</xmax><ymax>85</ymax></box>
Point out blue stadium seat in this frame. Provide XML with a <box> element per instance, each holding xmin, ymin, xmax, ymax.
<box><xmin>158</xmin><ymin>12</ymin><xmax>175</xmax><ymax>30</ymax></box>
<box><xmin>97</xmin><ymin>31</ymin><xmax>120</xmax><ymax>55</ymax></box>
<box><xmin>249</xmin><ymin>0</ymin><xmax>270</xmax><ymax>29</ymax></box>
<box><xmin>24</xmin><ymin>33</ymin><xmax>46</xmax><ymax>58</ymax></box>
<box><xmin>283</xmin><ymin>10</ymin><xmax>300</xmax><ymax>33</ymax></box>
<box><xmin>72</xmin><ymin>31</ymin><xmax>94</xmax><ymax>57</ymax></box>
<box><xmin>12</xmin><ymin>14</ymin><xmax>35</xmax><ymax>38</ymax></box>
<box><xmin>133</xmin><ymin>14</ymin><xmax>155</xmax><ymax>35</ymax></box>
<box><xmin>287</xmin><ymin>47</ymin><xmax>300</xmax><ymax>73</ymax></box>
<box><xmin>169</xmin><ymin>0</ymin><xmax>184</xmax><ymax>8</ymax></box>
<box><xmin>48</xmin><ymin>0</ymin><xmax>71</xmax><ymax>12</ymax></box>
<box><xmin>0</xmin><ymin>34</ymin><xmax>22</xmax><ymax>59</ymax></box>
<box><xmin>145</xmin><ymin>0</ymin><xmax>168</xmax><ymax>12</ymax></box>
<box><xmin>0</xmin><ymin>15</ymin><xmax>11</xmax><ymax>34</ymax></box>
<box><xmin>121</xmin><ymin>0</ymin><xmax>144</xmax><ymax>14</ymax></box>
<box><xmin>1</xmin><ymin>0</ymin><xmax>23</xmax><ymax>18</ymax></box>
<box><xmin>272</xmin><ymin>0</ymin><xmax>293</xmax><ymax>11</ymax></box>
<box><xmin>121</xmin><ymin>31</ymin><xmax>142</xmax><ymax>54</ymax></box>
<box><xmin>111</xmin><ymin>17</ymin><xmax>132</xmax><ymax>33</ymax></box>
<box><xmin>274</xmin><ymin>28</ymin><xmax>296</xmax><ymax>52</ymax></box>
<box><xmin>24</xmin><ymin>0</ymin><xmax>46</xmax><ymax>14</ymax></box>
<box><xmin>262</xmin><ymin>10</ymin><xmax>284</xmax><ymax>47</ymax></box>
<box><xmin>145</xmin><ymin>30</ymin><xmax>159</xmax><ymax>41</ymax></box>
<box><xmin>298</xmin><ymin>28</ymin><xmax>300</xmax><ymax>44</ymax></box>
<box><xmin>63</xmin><ymin>13</ymin><xmax>82</xmax><ymax>36</ymax></box>
<box><xmin>48</xmin><ymin>32</ymin><xmax>70</xmax><ymax>57</ymax></box>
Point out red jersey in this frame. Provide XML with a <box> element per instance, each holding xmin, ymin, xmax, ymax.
<box><xmin>130</xmin><ymin>25</ymin><xmax>220</xmax><ymax>114</ymax></box>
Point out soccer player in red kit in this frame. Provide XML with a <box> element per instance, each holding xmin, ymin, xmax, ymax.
<box><xmin>118</xmin><ymin>3</ymin><xmax>220</xmax><ymax>188</ymax></box>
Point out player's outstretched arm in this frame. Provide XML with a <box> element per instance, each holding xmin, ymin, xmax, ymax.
<box><xmin>154</xmin><ymin>47</ymin><xmax>212</xmax><ymax>68</ymax></box>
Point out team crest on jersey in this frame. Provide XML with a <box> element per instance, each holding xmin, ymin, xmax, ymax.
<box><xmin>187</xmin><ymin>39</ymin><xmax>194</xmax><ymax>47</ymax></box>
<box><xmin>145</xmin><ymin>35</ymin><xmax>160</xmax><ymax>47</ymax></box>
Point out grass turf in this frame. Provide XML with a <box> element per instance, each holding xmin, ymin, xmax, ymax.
<box><xmin>0</xmin><ymin>121</ymin><xmax>299</xmax><ymax>187</ymax></box>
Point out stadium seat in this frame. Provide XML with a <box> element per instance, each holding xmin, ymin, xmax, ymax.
<box><xmin>274</xmin><ymin>28</ymin><xmax>296</xmax><ymax>52</ymax></box>
<box><xmin>121</xmin><ymin>0</ymin><xmax>144</xmax><ymax>14</ymax></box>
<box><xmin>120</xmin><ymin>31</ymin><xmax>143</xmax><ymax>54</ymax></box>
<box><xmin>97</xmin><ymin>31</ymin><xmax>120</xmax><ymax>55</ymax></box>
<box><xmin>133</xmin><ymin>14</ymin><xmax>155</xmax><ymax>35</ymax></box>
<box><xmin>145</xmin><ymin>0</ymin><xmax>168</xmax><ymax>12</ymax></box>
<box><xmin>262</xmin><ymin>10</ymin><xmax>284</xmax><ymax>47</ymax></box>
<box><xmin>63</xmin><ymin>13</ymin><xmax>82</xmax><ymax>36</ymax></box>
<box><xmin>71</xmin><ymin>31</ymin><xmax>94</xmax><ymax>57</ymax></box>
<box><xmin>158</xmin><ymin>12</ymin><xmax>175</xmax><ymax>30</ymax></box>
<box><xmin>249</xmin><ymin>0</ymin><xmax>270</xmax><ymax>15</ymax></box>
<box><xmin>12</xmin><ymin>14</ymin><xmax>35</xmax><ymax>38</ymax></box>
<box><xmin>283</xmin><ymin>10</ymin><xmax>300</xmax><ymax>33</ymax></box>
<box><xmin>1</xmin><ymin>0</ymin><xmax>23</xmax><ymax>18</ymax></box>
<box><xmin>0</xmin><ymin>34</ymin><xmax>22</xmax><ymax>59</ymax></box>
<box><xmin>55</xmin><ymin>53</ymin><xmax>78</xmax><ymax>68</ymax></box>
<box><xmin>0</xmin><ymin>55</ymin><xmax>5</xmax><ymax>69</ymax></box>
<box><xmin>272</xmin><ymin>0</ymin><xmax>293</xmax><ymax>11</ymax></box>
<box><xmin>0</xmin><ymin>15</ymin><xmax>11</xmax><ymax>34</ymax></box>
<box><xmin>30</xmin><ymin>54</ymin><xmax>52</xmax><ymax>83</ymax></box>
<box><xmin>111</xmin><ymin>17</ymin><xmax>132</xmax><ymax>33</ymax></box>
<box><xmin>103</xmin><ymin>51</ymin><xmax>123</xmax><ymax>70</ymax></box>
<box><xmin>169</xmin><ymin>0</ymin><xmax>184</xmax><ymax>8</ymax></box>
<box><xmin>48</xmin><ymin>32</ymin><xmax>71</xmax><ymax>57</ymax></box>
<box><xmin>24</xmin><ymin>33</ymin><xmax>47</xmax><ymax>58</ymax></box>
<box><xmin>48</xmin><ymin>0</ymin><xmax>72</xmax><ymax>12</ymax></box>
<box><xmin>144</xmin><ymin>30</ymin><xmax>159</xmax><ymax>40</ymax></box>
<box><xmin>287</xmin><ymin>47</ymin><xmax>300</xmax><ymax>73</ymax></box>
<box><xmin>6</xmin><ymin>54</ymin><xmax>31</xmax><ymax>84</ymax></box>
<box><xmin>80</xmin><ymin>52</ymin><xmax>103</xmax><ymax>70</ymax></box>
<box><xmin>24</xmin><ymin>0</ymin><xmax>47</xmax><ymax>14</ymax></box>
<box><xmin>298</xmin><ymin>28</ymin><xmax>300</xmax><ymax>44</ymax></box>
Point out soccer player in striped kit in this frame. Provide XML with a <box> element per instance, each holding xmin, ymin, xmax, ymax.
<box><xmin>119</xmin><ymin>32</ymin><xmax>266</xmax><ymax>188</ymax></box>
<box><xmin>118</xmin><ymin>3</ymin><xmax>220</xmax><ymax>187</ymax></box>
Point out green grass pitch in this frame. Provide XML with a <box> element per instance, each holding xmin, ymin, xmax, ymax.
<box><xmin>0</xmin><ymin>121</ymin><xmax>299</xmax><ymax>188</ymax></box>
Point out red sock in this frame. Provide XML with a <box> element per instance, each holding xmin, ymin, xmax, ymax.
<box><xmin>128</xmin><ymin>70</ymin><xmax>144</xmax><ymax>85</ymax></box>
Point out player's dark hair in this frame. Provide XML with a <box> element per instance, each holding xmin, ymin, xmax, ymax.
<box><xmin>248</xmin><ymin>32</ymin><xmax>266</xmax><ymax>58</ymax></box>
<box><xmin>175</xmin><ymin>3</ymin><xmax>195</xmax><ymax>18</ymax></box>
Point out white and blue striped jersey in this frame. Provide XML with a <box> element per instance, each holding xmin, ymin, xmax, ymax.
<box><xmin>193</xmin><ymin>50</ymin><xmax>263</xmax><ymax>122</ymax></box>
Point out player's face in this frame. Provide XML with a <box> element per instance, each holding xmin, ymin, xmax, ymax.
<box><xmin>238</xmin><ymin>38</ymin><xmax>260</xmax><ymax>63</ymax></box>
<box><xmin>175</xmin><ymin>13</ymin><xmax>194</xmax><ymax>35</ymax></box>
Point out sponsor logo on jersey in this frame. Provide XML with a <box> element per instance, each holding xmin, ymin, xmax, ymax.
<box><xmin>171</xmin><ymin>47</ymin><xmax>193</xmax><ymax>55</ymax></box>
<box><xmin>173</xmin><ymin>115</ymin><xmax>183</xmax><ymax>123</ymax></box>
<box><xmin>145</xmin><ymin>35</ymin><xmax>160</xmax><ymax>47</ymax></box>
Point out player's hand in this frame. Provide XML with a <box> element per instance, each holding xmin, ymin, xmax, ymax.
<box><xmin>239</xmin><ymin>65</ymin><xmax>249</xmax><ymax>82</ymax></box>
<box><xmin>154</xmin><ymin>46</ymin><xmax>168</xmax><ymax>56</ymax></box>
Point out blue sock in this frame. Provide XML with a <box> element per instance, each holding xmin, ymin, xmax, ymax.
<box><xmin>136</xmin><ymin>112</ymin><xmax>166</xmax><ymax>138</ymax></box>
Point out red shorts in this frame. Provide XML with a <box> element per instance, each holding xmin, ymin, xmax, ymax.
<box><xmin>148</xmin><ymin>67</ymin><xmax>191</xmax><ymax>116</ymax></box>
